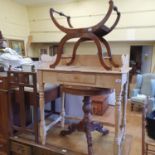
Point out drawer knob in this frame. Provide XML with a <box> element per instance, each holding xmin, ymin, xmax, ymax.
<box><xmin>0</xmin><ymin>80</ymin><xmax>3</xmax><ymax>83</ymax></box>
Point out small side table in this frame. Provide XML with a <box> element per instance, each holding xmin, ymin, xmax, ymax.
<box><xmin>60</xmin><ymin>85</ymin><xmax>112</xmax><ymax>155</ymax></box>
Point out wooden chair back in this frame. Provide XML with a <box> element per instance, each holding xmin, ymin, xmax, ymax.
<box><xmin>8</xmin><ymin>69</ymin><xmax>39</xmax><ymax>143</ymax></box>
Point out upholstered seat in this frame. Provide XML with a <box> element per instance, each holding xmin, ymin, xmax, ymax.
<box><xmin>130</xmin><ymin>73</ymin><xmax>155</xmax><ymax>111</ymax></box>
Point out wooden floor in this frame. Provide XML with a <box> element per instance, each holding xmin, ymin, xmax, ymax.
<box><xmin>126</xmin><ymin>101</ymin><xmax>142</xmax><ymax>155</ymax></box>
<box><xmin>12</xmin><ymin>101</ymin><xmax>143</xmax><ymax>155</ymax></box>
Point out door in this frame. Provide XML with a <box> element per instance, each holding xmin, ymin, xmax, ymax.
<box><xmin>141</xmin><ymin>46</ymin><xmax>153</xmax><ymax>74</ymax></box>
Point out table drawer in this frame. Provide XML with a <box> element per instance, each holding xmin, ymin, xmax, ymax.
<box><xmin>11</xmin><ymin>142</ymin><xmax>32</xmax><ymax>155</ymax></box>
<box><xmin>58</xmin><ymin>73</ymin><xmax>95</xmax><ymax>84</ymax></box>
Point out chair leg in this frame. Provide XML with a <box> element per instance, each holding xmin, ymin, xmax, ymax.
<box><xmin>61</xmin><ymin>92</ymin><xmax>65</xmax><ymax>128</ymax></box>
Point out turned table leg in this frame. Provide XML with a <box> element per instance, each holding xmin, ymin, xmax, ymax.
<box><xmin>39</xmin><ymin>82</ymin><xmax>46</xmax><ymax>145</ymax></box>
<box><xmin>83</xmin><ymin>96</ymin><xmax>93</xmax><ymax>155</ymax></box>
<box><xmin>121</xmin><ymin>82</ymin><xmax>128</xmax><ymax>140</ymax></box>
<box><xmin>61</xmin><ymin>92</ymin><xmax>65</xmax><ymax>128</ymax></box>
<box><xmin>114</xmin><ymin>90</ymin><xmax>123</xmax><ymax>155</ymax></box>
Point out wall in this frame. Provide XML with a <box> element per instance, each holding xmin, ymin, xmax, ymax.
<box><xmin>0</xmin><ymin>0</ymin><xmax>29</xmax><ymax>54</ymax></box>
<box><xmin>27</xmin><ymin>0</ymin><xmax>155</xmax><ymax>42</ymax></box>
<box><xmin>28</xmin><ymin>41</ymin><xmax>131</xmax><ymax>58</ymax></box>
<box><xmin>27</xmin><ymin>0</ymin><xmax>155</xmax><ymax>70</ymax></box>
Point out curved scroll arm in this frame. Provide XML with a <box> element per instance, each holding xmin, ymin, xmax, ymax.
<box><xmin>92</xmin><ymin>0</ymin><xmax>114</xmax><ymax>31</ymax></box>
<box><xmin>50</xmin><ymin>8</ymin><xmax>73</xmax><ymax>33</ymax></box>
<box><xmin>108</xmin><ymin>6</ymin><xmax>121</xmax><ymax>33</ymax></box>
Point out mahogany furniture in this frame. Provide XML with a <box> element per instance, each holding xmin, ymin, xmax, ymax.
<box><xmin>8</xmin><ymin>70</ymin><xmax>39</xmax><ymax>143</ymax></box>
<box><xmin>60</xmin><ymin>85</ymin><xmax>111</xmax><ymax>155</ymax></box>
<box><xmin>91</xmin><ymin>95</ymin><xmax>109</xmax><ymax>116</ymax></box>
<box><xmin>10</xmin><ymin>138</ymin><xmax>87</xmax><ymax>155</ymax></box>
<box><xmin>0</xmin><ymin>70</ymin><xmax>59</xmax><ymax>155</ymax></box>
<box><xmin>49</xmin><ymin>0</ymin><xmax>120</xmax><ymax>70</ymax></box>
<box><xmin>7</xmin><ymin>69</ymin><xmax>60</xmax><ymax>144</ymax></box>
<box><xmin>37</xmin><ymin>55</ymin><xmax>130</xmax><ymax>155</ymax></box>
<box><xmin>0</xmin><ymin>73</ymin><xmax>9</xmax><ymax>155</ymax></box>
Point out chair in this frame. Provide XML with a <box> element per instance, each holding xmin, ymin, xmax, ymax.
<box><xmin>8</xmin><ymin>69</ymin><xmax>39</xmax><ymax>143</ymax></box>
<box><xmin>8</xmin><ymin>67</ymin><xmax>60</xmax><ymax>143</ymax></box>
<box><xmin>130</xmin><ymin>73</ymin><xmax>155</xmax><ymax>111</ymax></box>
<box><xmin>142</xmin><ymin>99</ymin><xmax>155</xmax><ymax>155</ymax></box>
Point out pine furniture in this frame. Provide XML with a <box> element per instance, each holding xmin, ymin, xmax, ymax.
<box><xmin>37</xmin><ymin>54</ymin><xmax>130</xmax><ymax>155</ymax></box>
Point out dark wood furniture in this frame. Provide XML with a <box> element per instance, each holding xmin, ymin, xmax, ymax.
<box><xmin>10</xmin><ymin>138</ymin><xmax>80</xmax><ymax>155</ymax></box>
<box><xmin>49</xmin><ymin>0</ymin><xmax>120</xmax><ymax>70</ymax></box>
<box><xmin>60</xmin><ymin>85</ymin><xmax>111</xmax><ymax>155</ymax></box>
<box><xmin>7</xmin><ymin>69</ymin><xmax>59</xmax><ymax>144</ymax></box>
<box><xmin>91</xmin><ymin>95</ymin><xmax>109</xmax><ymax>116</ymax></box>
<box><xmin>0</xmin><ymin>71</ymin><xmax>59</xmax><ymax>155</ymax></box>
<box><xmin>0</xmin><ymin>73</ymin><xmax>10</xmax><ymax>155</ymax></box>
<box><xmin>8</xmin><ymin>70</ymin><xmax>39</xmax><ymax>143</ymax></box>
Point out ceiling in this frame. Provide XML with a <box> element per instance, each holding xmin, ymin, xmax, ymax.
<box><xmin>14</xmin><ymin>0</ymin><xmax>76</xmax><ymax>6</ymax></box>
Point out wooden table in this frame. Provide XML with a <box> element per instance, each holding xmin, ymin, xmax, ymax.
<box><xmin>37</xmin><ymin>55</ymin><xmax>130</xmax><ymax>155</ymax></box>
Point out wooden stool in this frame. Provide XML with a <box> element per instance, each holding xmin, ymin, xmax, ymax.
<box><xmin>60</xmin><ymin>85</ymin><xmax>112</xmax><ymax>155</ymax></box>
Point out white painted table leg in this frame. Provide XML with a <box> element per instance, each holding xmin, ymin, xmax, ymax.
<box><xmin>61</xmin><ymin>92</ymin><xmax>65</xmax><ymax>128</ymax></box>
<box><xmin>114</xmin><ymin>90</ymin><xmax>122</xmax><ymax>155</ymax></box>
<box><xmin>121</xmin><ymin>82</ymin><xmax>128</xmax><ymax>140</ymax></box>
<box><xmin>39</xmin><ymin>82</ymin><xmax>46</xmax><ymax>145</ymax></box>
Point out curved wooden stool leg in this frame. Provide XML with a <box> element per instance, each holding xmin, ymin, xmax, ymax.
<box><xmin>68</xmin><ymin>33</ymin><xmax>111</xmax><ymax>70</ymax></box>
<box><xmin>99</xmin><ymin>37</ymin><xmax>119</xmax><ymax>68</ymax></box>
<box><xmin>67</xmin><ymin>38</ymin><xmax>87</xmax><ymax>66</ymax></box>
<box><xmin>84</xmin><ymin>34</ymin><xmax>111</xmax><ymax>70</ymax></box>
<box><xmin>50</xmin><ymin>34</ymin><xmax>74</xmax><ymax>68</ymax></box>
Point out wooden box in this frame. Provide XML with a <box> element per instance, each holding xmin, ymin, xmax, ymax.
<box><xmin>91</xmin><ymin>95</ymin><xmax>109</xmax><ymax>116</ymax></box>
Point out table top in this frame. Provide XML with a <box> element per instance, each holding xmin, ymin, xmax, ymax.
<box><xmin>37</xmin><ymin>55</ymin><xmax>131</xmax><ymax>74</ymax></box>
<box><xmin>38</xmin><ymin>65</ymin><xmax>130</xmax><ymax>74</ymax></box>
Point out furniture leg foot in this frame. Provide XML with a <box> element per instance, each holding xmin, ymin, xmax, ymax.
<box><xmin>91</xmin><ymin>121</ymin><xmax>109</xmax><ymax>135</ymax></box>
<box><xmin>60</xmin><ymin>123</ymin><xmax>77</xmax><ymax>136</ymax></box>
